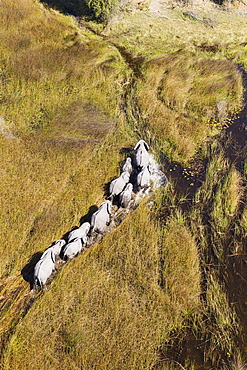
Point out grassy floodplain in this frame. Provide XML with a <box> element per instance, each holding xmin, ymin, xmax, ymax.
<box><xmin>1</xmin><ymin>0</ymin><xmax>247</xmax><ymax>369</ymax></box>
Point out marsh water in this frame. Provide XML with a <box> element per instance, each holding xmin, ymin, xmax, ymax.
<box><xmin>163</xmin><ymin>68</ymin><xmax>247</xmax><ymax>368</ymax></box>
<box><xmin>222</xmin><ymin>69</ymin><xmax>247</xmax><ymax>359</ymax></box>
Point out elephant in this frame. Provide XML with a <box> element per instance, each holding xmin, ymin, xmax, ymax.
<box><xmin>134</xmin><ymin>140</ymin><xmax>150</xmax><ymax>169</ymax></box>
<box><xmin>90</xmin><ymin>200</ymin><xmax>112</xmax><ymax>233</ymax></box>
<box><xmin>119</xmin><ymin>183</ymin><xmax>133</xmax><ymax>208</ymax></box>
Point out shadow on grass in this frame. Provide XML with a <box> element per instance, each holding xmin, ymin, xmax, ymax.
<box><xmin>21</xmin><ymin>252</ymin><xmax>43</xmax><ymax>289</ymax></box>
<box><xmin>79</xmin><ymin>205</ymin><xmax>98</xmax><ymax>225</ymax></box>
<box><xmin>40</xmin><ymin>0</ymin><xmax>92</xmax><ymax>18</ymax></box>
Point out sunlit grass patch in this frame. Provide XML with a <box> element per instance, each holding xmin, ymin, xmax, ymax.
<box><xmin>194</xmin><ymin>146</ymin><xmax>228</xmax><ymax>205</ymax></box>
<box><xmin>211</xmin><ymin>167</ymin><xmax>242</xmax><ymax>231</ymax></box>
<box><xmin>162</xmin><ymin>211</ymin><xmax>201</xmax><ymax>313</ymax></box>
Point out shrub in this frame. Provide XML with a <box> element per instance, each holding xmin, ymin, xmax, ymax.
<box><xmin>85</xmin><ymin>0</ymin><xmax>118</xmax><ymax>21</ymax></box>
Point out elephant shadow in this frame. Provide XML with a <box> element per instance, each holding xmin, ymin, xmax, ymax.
<box><xmin>60</xmin><ymin>205</ymin><xmax>99</xmax><ymax>244</ymax></box>
<box><xmin>119</xmin><ymin>147</ymin><xmax>133</xmax><ymax>156</ymax></box>
<box><xmin>79</xmin><ymin>205</ymin><xmax>98</xmax><ymax>225</ymax></box>
<box><xmin>21</xmin><ymin>252</ymin><xmax>43</xmax><ymax>290</ymax></box>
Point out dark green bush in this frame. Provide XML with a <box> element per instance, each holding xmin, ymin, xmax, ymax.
<box><xmin>85</xmin><ymin>0</ymin><xmax>118</xmax><ymax>21</ymax></box>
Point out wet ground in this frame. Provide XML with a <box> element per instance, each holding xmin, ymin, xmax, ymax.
<box><xmin>165</xmin><ymin>158</ymin><xmax>207</xmax><ymax>205</ymax></box>
<box><xmin>156</xmin><ymin>67</ymin><xmax>247</xmax><ymax>368</ymax></box>
<box><xmin>223</xmin><ymin>68</ymin><xmax>247</xmax><ymax>173</ymax></box>
<box><xmin>222</xmin><ymin>67</ymin><xmax>247</xmax><ymax>360</ymax></box>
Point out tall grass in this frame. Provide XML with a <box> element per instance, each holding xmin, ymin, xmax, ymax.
<box><xmin>204</xmin><ymin>272</ymin><xmax>239</xmax><ymax>366</ymax></box>
<box><xmin>0</xmin><ymin>114</ymin><xmax>136</xmax><ymax>278</ymax></box>
<box><xmin>240</xmin><ymin>207</ymin><xmax>247</xmax><ymax>237</ymax></box>
<box><xmin>162</xmin><ymin>211</ymin><xmax>201</xmax><ymax>314</ymax></box>
<box><xmin>0</xmin><ymin>0</ymin><xmax>128</xmax><ymax>135</ymax></box>
<box><xmin>4</xmin><ymin>200</ymin><xmax>202</xmax><ymax>370</ymax></box>
<box><xmin>187</xmin><ymin>140</ymin><xmax>246</xmax><ymax>367</ymax></box>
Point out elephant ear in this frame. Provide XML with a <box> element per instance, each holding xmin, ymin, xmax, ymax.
<box><xmin>134</xmin><ymin>140</ymin><xmax>141</xmax><ymax>151</ymax></box>
<box><xmin>85</xmin><ymin>222</ymin><xmax>91</xmax><ymax>233</ymax></box>
<box><xmin>143</xmin><ymin>141</ymin><xmax>149</xmax><ymax>151</ymax></box>
<box><xmin>107</xmin><ymin>201</ymin><xmax>112</xmax><ymax>214</ymax></box>
<box><xmin>50</xmin><ymin>249</ymin><xmax>56</xmax><ymax>263</ymax></box>
<box><xmin>134</xmin><ymin>140</ymin><xmax>149</xmax><ymax>151</ymax></box>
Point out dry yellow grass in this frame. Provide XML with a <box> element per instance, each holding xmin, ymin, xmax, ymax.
<box><xmin>162</xmin><ymin>211</ymin><xmax>201</xmax><ymax>313</ymax></box>
<box><xmin>3</xmin><ymin>201</ymin><xmax>202</xmax><ymax>370</ymax></box>
<box><xmin>0</xmin><ymin>114</ymin><xmax>135</xmax><ymax>278</ymax></box>
<box><xmin>0</xmin><ymin>0</ymin><xmax>131</xmax><ymax>278</ymax></box>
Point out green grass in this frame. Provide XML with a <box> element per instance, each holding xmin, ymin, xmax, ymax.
<box><xmin>104</xmin><ymin>7</ymin><xmax>247</xmax><ymax>60</ymax></box>
<box><xmin>204</xmin><ymin>272</ymin><xmax>239</xmax><ymax>365</ymax></box>
<box><xmin>103</xmin><ymin>5</ymin><xmax>245</xmax><ymax>163</ymax></box>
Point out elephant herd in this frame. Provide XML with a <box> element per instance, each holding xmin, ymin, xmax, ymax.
<box><xmin>33</xmin><ymin>140</ymin><xmax>166</xmax><ymax>290</ymax></box>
